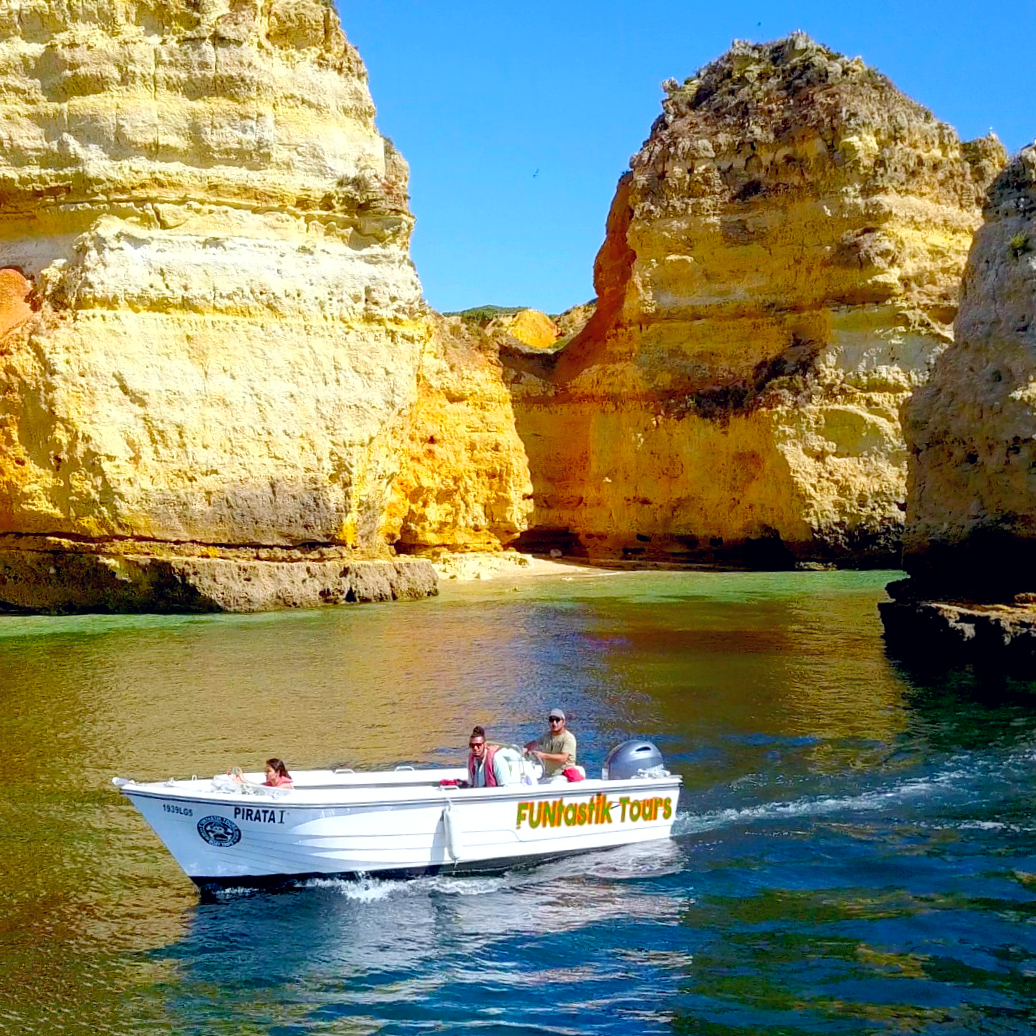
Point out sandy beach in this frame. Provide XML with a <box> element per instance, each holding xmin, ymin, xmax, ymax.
<box><xmin>431</xmin><ymin>551</ymin><xmax>606</xmax><ymax>582</ymax></box>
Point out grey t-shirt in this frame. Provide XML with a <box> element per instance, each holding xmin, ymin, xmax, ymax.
<box><xmin>540</xmin><ymin>729</ymin><xmax>577</xmax><ymax>776</ymax></box>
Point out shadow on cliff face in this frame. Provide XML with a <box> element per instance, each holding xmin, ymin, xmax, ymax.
<box><xmin>515</xmin><ymin>520</ymin><xmax>900</xmax><ymax>572</ymax></box>
<box><xmin>511</xmin><ymin>529</ymin><xmax>801</xmax><ymax>570</ymax></box>
<box><xmin>903</xmin><ymin>526</ymin><xmax>1036</xmax><ymax>602</ymax></box>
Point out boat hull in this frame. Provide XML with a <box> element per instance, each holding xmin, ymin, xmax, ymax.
<box><xmin>116</xmin><ymin>767</ymin><xmax>682</xmax><ymax>890</ymax></box>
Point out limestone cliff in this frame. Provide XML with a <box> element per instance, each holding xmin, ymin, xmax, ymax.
<box><xmin>383</xmin><ymin>311</ymin><xmax>533</xmax><ymax>554</ymax></box>
<box><xmin>0</xmin><ymin>0</ymin><xmax>435</xmax><ymax>611</ymax></box>
<box><xmin>900</xmin><ymin>145</ymin><xmax>1036</xmax><ymax>594</ymax></box>
<box><xmin>878</xmin><ymin>145</ymin><xmax>1036</xmax><ymax>667</ymax></box>
<box><xmin>507</xmin><ymin>34</ymin><xmax>1004</xmax><ymax>566</ymax></box>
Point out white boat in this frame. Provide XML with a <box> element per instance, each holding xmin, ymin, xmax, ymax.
<box><xmin>113</xmin><ymin>741</ymin><xmax>682</xmax><ymax>893</ymax></box>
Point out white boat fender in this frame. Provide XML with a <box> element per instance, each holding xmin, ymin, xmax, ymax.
<box><xmin>442</xmin><ymin>799</ymin><xmax>463</xmax><ymax>861</ymax></box>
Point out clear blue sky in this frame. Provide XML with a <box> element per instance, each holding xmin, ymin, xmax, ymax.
<box><xmin>336</xmin><ymin>1</ymin><xmax>1033</xmax><ymax>316</ymax></box>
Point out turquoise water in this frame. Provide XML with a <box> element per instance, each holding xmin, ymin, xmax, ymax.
<box><xmin>2</xmin><ymin>568</ymin><xmax>1035</xmax><ymax>1034</ymax></box>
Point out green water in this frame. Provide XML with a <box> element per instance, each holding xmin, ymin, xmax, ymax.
<box><xmin>2</xmin><ymin>568</ymin><xmax>1035</xmax><ymax>1035</ymax></box>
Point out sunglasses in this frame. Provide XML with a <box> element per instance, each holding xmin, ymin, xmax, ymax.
<box><xmin>469</xmin><ymin>741</ymin><xmax>485</xmax><ymax>749</ymax></box>
<box><xmin>548</xmin><ymin>716</ymin><xmax>564</xmax><ymax>722</ymax></box>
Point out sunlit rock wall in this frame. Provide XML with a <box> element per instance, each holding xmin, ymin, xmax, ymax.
<box><xmin>0</xmin><ymin>0</ymin><xmax>434</xmax><ymax>610</ymax></box>
<box><xmin>507</xmin><ymin>34</ymin><xmax>1003</xmax><ymax>566</ymax></box>
<box><xmin>901</xmin><ymin>144</ymin><xmax>1036</xmax><ymax>597</ymax></box>
<box><xmin>383</xmin><ymin>312</ymin><xmax>533</xmax><ymax>553</ymax></box>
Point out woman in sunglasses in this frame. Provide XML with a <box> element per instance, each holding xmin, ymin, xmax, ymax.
<box><xmin>524</xmin><ymin>709</ymin><xmax>576</xmax><ymax>778</ymax></box>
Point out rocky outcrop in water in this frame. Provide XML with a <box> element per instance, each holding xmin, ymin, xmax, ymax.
<box><xmin>880</xmin><ymin>145</ymin><xmax>1036</xmax><ymax>667</ymax></box>
<box><xmin>0</xmin><ymin>0</ymin><xmax>438</xmax><ymax>611</ymax></box>
<box><xmin>506</xmin><ymin>34</ymin><xmax>1004</xmax><ymax>567</ymax></box>
<box><xmin>0</xmin><ymin>536</ymin><xmax>436</xmax><ymax>613</ymax></box>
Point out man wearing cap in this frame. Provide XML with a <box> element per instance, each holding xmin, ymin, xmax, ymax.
<box><xmin>525</xmin><ymin>709</ymin><xmax>577</xmax><ymax>778</ymax></box>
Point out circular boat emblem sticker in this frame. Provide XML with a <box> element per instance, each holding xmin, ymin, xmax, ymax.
<box><xmin>197</xmin><ymin>815</ymin><xmax>242</xmax><ymax>847</ymax></box>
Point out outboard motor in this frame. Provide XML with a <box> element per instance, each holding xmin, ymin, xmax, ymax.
<box><xmin>602</xmin><ymin>740</ymin><xmax>667</xmax><ymax>780</ymax></box>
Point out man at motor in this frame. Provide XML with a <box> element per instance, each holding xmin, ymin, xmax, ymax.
<box><xmin>525</xmin><ymin>709</ymin><xmax>576</xmax><ymax>777</ymax></box>
<box><xmin>467</xmin><ymin>726</ymin><xmax>513</xmax><ymax>787</ymax></box>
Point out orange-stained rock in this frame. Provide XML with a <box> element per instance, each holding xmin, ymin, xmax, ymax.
<box><xmin>506</xmin><ymin>33</ymin><xmax>1004</xmax><ymax>566</ymax></box>
<box><xmin>489</xmin><ymin>309</ymin><xmax>560</xmax><ymax>350</ymax></box>
<box><xmin>0</xmin><ymin>268</ymin><xmax>31</xmax><ymax>338</ymax></box>
<box><xmin>384</xmin><ymin>312</ymin><xmax>533</xmax><ymax>552</ymax></box>
<box><xmin>553</xmin><ymin>301</ymin><xmax>596</xmax><ymax>341</ymax></box>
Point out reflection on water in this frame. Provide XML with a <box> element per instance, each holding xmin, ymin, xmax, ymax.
<box><xmin>2</xmin><ymin>569</ymin><xmax>1036</xmax><ymax>1034</ymax></box>
<box><xmin>149</xmin><ymin>842</ymin><xmax>689</xmax><ymax>1035</ymax></box>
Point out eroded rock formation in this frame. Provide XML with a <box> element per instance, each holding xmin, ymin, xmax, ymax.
<box><xmin>486</xmin><ymin>309</ymin><xmax>560</xmax><ymax>350</ymax></box>
<box><xmin>902</xmin><ymin>146</ymin><xmax>1036</xmax><ymax>593</ymax></box>
<box><xmin>0</xmin><ymin>0</ymin><xmax>436</xmax><ymax>611</ymax></box>
<box><xmin>507</xmin><ymin>33</ymin><xmax>1004</xmax><ymax>566</ymax></box>
<box><xmin>383</xmin><ymin>312</ymin><xmax>534</xmax><ymax>554</ymax></box>
<box><xmin>880</xmin><ymin>145</ymin><xmax>1036</xmax><ymax>667</ymax></box>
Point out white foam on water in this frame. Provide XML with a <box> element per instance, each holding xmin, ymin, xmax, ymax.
<box><xmin>420</xmin><ymin>874</ymin><xmax>511</xmax><ymax>896</ymax></box>
<box><xmin>210</xmin><ymin>853</ymin><xmax>675</xmax><ymax>906</ymax></box>
<box><xmin>210</xmin><ymin>885</ymin><xmax>262</xmax><ymax>900</ymax></box>
<box><xmin>952</xmin><ymin>820</ymin><xmax>1036</xmax><ymax>832</ymax></box>
<box><xmin>672</xmin><ymin>763</ymin><xmax>986</xmax><ymax>837</ymax></box>
<box><xmin>302</xmin><ymin>871</ymin><xmax>517</xmax><ymax>901</ymax></box>
<box><xmin>304</xmin><ymin>875</ymin><xmax>396</xmax><ymax>901</ymax></box>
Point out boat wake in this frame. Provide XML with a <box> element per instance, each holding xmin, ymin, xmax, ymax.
<box><xmin>279</xmin><ymin>840</ymin><xmax>687</xmax><ymax>903</ymax></box>
<box><xmin>293</xmin><ymin>871</ymin><xmax>515</xmax><ymax>901</ymax></box>
<box><xmin>672</xmin><ymin>741</ymin><xmax>1036</xmax><ymax>839</ymax></box>
<box><xmin>304</xmin><ymin>875</ymin><xmax>400</xmax><ymax>901</ymax></box>
<box><xmin>671</xmin><ymin>782</ymin><xmax>934</xmax><ymax>837</ymax></box>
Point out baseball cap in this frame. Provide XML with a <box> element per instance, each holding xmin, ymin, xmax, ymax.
<box><xmin>548</xmin><ymin>709</ymin><xmax>565</xmax><ymax>720</ymax></box>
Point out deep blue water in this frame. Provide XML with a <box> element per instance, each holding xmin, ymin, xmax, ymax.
<box><xmin>2</xmin><ymin>568</ymin><xmax>1035</xmax><ymax>1034</ymax></box>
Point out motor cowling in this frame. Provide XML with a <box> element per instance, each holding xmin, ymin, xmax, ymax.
<box><xmin>602</xmin><ymin>740</ymin><xmax>667</xmax><ymax>780</ymax></box>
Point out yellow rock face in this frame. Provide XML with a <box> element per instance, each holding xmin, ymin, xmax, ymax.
<box><xmin>489</xmin><ymin>309</ymin><xmax>560</xmax><ymax>350</ymax></box>
<box><xmin>902</xmin><ymin>145</ymin><xmax>1036</xmax><ymax>596</ymax></box>
<box><xmin>384</xmin><ymin>313</ymin><xmax>533</xmax><ymax>553</ymax></box>
<box><xmin>0</xmin><ymin>0</ymin><xmax>423</xmax><ymax>551</ymax></box>
<box><xmin>508</xmin><ymin>34</ymin><xmax>1004</xmax><ymax>564</ymax></box>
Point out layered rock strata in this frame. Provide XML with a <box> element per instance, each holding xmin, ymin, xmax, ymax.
<box><xmin>0</xmin><ymin>0</ymin><xmax>435</xmax><ymax>610</ymax></box>
<box><xmin>880</xmin><ymin>146</ymin><xmax>1036</xmax><ymax>666</ymax></box>
<box><xmin>507</xmin><ymin>34</ymin><xmax>1004</xmax><ymax>566</ymax></box>
<box><xmin>0</xmin><ymin>537</ymin><xmax>436</xmax><ymax>613</ymax></box>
